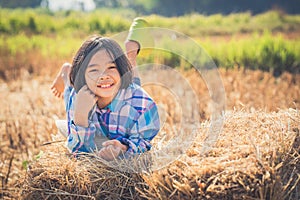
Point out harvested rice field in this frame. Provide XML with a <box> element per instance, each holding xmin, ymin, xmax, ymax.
<box><xmin>0</xmin><ymin>68</ymin><xmax>299</xmax><ymax>199</ymax></box>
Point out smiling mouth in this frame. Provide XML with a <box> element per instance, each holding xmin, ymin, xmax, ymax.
<box><xmin>97</xmin><ymin>83</ymin><xmax>114</xmax><ymax>88</ymax></box>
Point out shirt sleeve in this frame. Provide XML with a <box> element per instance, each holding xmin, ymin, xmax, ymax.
<box><xmin>67</xmin><ymin>120</ymin><xmax>97</xmax><ymax>154</ymax></box>
<box><xmin>120</xmin><ymin>101</ymin><xmax>160</xmax><ymax>157</ymax></box>
<box><xmin>133</xmin><ymin>77</ymin><xmax>141</xmax><ymax>86</ymax></box>
<box><xmin>64</xmin><ymin>86</ymin><xmax>73</xmax><ymax>112</ymax></box>
<box><xmin>65</xmin><ymin>88</ymin><xmax>98</xmax><ymax>154</ymax></box>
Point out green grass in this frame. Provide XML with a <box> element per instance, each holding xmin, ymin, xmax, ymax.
<box><xmin>1</xmin><ymin>9</ymin><xmax>299</xmax><ymax>36</ymax></box>
<box><xmin>0</xmin><ymin>8</ymin><xmax>135</xmax><ymax>36</ymax></box>
<box><xmin>136</xmin><ymin>31</ymin><xmax>300</xmax><ymax>75</ymax></box>
<box><xmin>0</xmin><ymin>8</ymin><xmax>299</xmax><ymax>80</ymax></box>
<box><xmin>200</xmin><ymin>31</ymin><xmax>300</xmax><ymax>74</ymax></box>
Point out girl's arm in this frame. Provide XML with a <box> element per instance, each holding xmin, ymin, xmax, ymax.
<box><xmin>120</xmin><ymin>101</ymin><xmax>160</xmax><ymax>157</ymax></box>
<box><xmin>66</xmin><ymin>86</ymin><xmax>98</xmax><ymax>154</ymax></box>
<box><xmin>73</xmin><ymin>85</ymin><xmax>97</xmax><ymax>127</ymax></box>
<box><xmin>67</xmin><ymin>121</ymin><xmax>97</xmax><ymax>153</ymax></box>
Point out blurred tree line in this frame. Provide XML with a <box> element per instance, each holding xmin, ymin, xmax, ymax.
<box><xmin>0</xmin><ymin>0</ymin><xmax>41</xmax><ymax>8</ymax></box>
<box><xmin>0</xmin><ymin>0</ymin><xmax>299</xmax><ymax>16</ymax></box>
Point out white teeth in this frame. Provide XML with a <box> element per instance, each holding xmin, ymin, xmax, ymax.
<box><xmin>99</xmin><ymin>84</ymin><xmax>112</xmax><ymax>88</ymax></box>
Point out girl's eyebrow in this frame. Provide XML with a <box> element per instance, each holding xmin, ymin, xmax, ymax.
<box><xmin>88</xmin><ymin>62</ymin><xmax>115</xmax><ymax>68</ymax></box>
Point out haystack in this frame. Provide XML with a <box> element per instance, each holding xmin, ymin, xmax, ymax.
<box><xmin>18</xmin><ymin>109</ymin><xmax>299</xmax><ymax>200</ymax></box>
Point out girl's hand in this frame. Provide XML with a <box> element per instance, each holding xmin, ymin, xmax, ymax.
<box><xmin>98</xmin><ymin>140</ymin><xmax>128</xmax><ymax>161</ymax></box>
<box><xmin>74</xmin><ymin>85</ymin><xmax>97</xmax><ymax>127</ymax></box>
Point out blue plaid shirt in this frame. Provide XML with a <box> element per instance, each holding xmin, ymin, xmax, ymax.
<box><xmin>64</xmin><ymin>78</ymin><xmax>160</xmax><ymax>157</ymax></box>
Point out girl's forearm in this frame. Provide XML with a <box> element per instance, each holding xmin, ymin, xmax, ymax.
<box><xmin>73</xmin><ymin>112</ymin><xmax>89</xmax><ymax>127</ymax></box>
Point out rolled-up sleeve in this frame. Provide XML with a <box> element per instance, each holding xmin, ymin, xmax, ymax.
<box><xmin>65</xmin><ymin>87</ymin><xmax>97</xmax><ymax>154</ymax></box>
<box><xmin>64</xmin><ymin>86</ymin><xmax>73</xmax><ymax>112</ymax></box>
<box><xmin>67</xmin><ymin>121</ymin><xmax>97</xmax><ymax>154</ymax></box>
<box><xmin>121</xmin><ymin>101</ymin><xmax>160</xmax><ymax>157</ymax></box>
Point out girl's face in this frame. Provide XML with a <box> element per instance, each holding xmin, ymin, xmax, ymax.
<box><xmin>85</xmin><ymin>49</ymin><xmax>121</xmax><ymax>102</ymax></box>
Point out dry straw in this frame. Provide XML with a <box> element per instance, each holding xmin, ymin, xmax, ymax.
<box><xmin>17</xmin><ymin>108</ymin><xmax>299</xmax><ymax>200</ymax></box>
<box><xmin>1</xmin><ymin>70</ymin><xmax>299</xmax><ymax>199</ymax></box>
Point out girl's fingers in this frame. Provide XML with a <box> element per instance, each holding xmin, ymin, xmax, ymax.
<box><xmin>102</xmin><ymin>140</ymin><xmax>119</xmax><ymax>147</ymax></box>
<box><xmin>99</xmin><ymin>149</ymin><xmax>112</xmax><ymax>160</ymax></box>
<box><xmin>98</xmin><ymin>145</ymin><xmax>121</xmax><ymax>161</ymax></box>
<box><xmin>86</xmin><ymin>86</ymin><xmax>96</xmax><ymax>96</ymax></box>
<box><xmin>80</xmin><ymin>85</ymin><xmax>97</xmax><ymax>100</ymax></box>
<box><xmin>98</xmin><ymin>148</ymin><xmax>108</xmax><ymax>158</ymax></box>
<box><xmin>103</xmin><ymin>140</ymin><xmax>128</xmax><ymax>152</ymax></box>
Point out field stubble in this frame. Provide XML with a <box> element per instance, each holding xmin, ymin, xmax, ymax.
<box><xmin>0</xmin><ymin>68</ymin><xmax>299</xmax><ymax>199</ymax></box>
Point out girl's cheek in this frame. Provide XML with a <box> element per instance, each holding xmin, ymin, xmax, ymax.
<box><xmin>112</xmin><ymin>72</ymin><xmax>121</xmax><ymax>79</ymax></box>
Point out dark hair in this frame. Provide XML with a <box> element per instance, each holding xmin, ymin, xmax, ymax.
<box><xmin>70</xmin><ymin>35</ymin><xmax>133</xmax><ymax>93</ymax></box>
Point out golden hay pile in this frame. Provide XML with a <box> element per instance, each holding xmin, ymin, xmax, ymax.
<box><xmin>0</xmin><ymin>69</ymin><xmax>299</xmax><ymax>199</ymax></box>
<box><xmin>17</xmin><ymin>109</ymin><xmax>299</xmax><ymax>200</ymax></box>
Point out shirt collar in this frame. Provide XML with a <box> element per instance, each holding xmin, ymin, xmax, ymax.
<box><xmin>95</xmin><ymin>88</ymin><xmax>128</xmax><ymax>114</ymax></box>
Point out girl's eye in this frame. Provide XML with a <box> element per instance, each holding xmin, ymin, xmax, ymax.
<box><xmin>108</xmin><ymin>65</ymin><xmax>117</xmax><ymax>69</ymax></box>
<box><xmin>89</xmin><ymin>69</ymin><xmax>98</xmax><ymax>72</ymax></box>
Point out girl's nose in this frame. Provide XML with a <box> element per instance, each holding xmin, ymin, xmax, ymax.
<box><xmin>98</xmin><ymin>73</ymin><xmax>110</xmax><ymax>81</ymax></box>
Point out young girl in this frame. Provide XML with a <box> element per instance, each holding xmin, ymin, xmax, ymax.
<box><xmin>51</xmin><ymin>36</ymin><xmax>160</xmax><ymax>161</ymax></box>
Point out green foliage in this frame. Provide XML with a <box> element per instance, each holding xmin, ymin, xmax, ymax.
<box><xmin>22</xmin><ymin>151</ymin><xmax>44</xmax><ymax>170</ymax></box>
<box><xmin>0</xmin><ymin>8</ymin><xmax>134</xmax><ymax>36</ymax></box>
<box><xmin>200</xmin><ymin>32</ymin><xmax>300</xmax><ymax>75</ymax></box>
<box><xmin>255</xmin><ymin>32</ymin><xmax>297</xmax><ymax>75</ymax></box>
<box><xmin>28</xmin><ymin>16</ymin><xmax>38</xmax><ymax>33</ymax></box>
<box><xmin>1</xmin><ymin>0</ymin><xmax>300</xmax><ymax>17</ymax></box>
<box><xmin>146</xmin><ymin>11</ymin><xmax>300</xmax><ymax>36</ymax></box>
<box><xmin>0</xmin><ymin>8</ymin><xmax>299</xmax><ymax>80</ymax></box>
<box><xmin>135</xmin><ymin>30</ymin><xmax>300</xmax><ymax>76</ymax></box>
<box><xmin>0</xmin><ymin>0</ymin><xmax>41</xmax><ymax>8</ymax></box>
<box><xmin>1</xmin><ymin>9</ymin><xmax>299</xmax><ymax>37</ymax></box>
